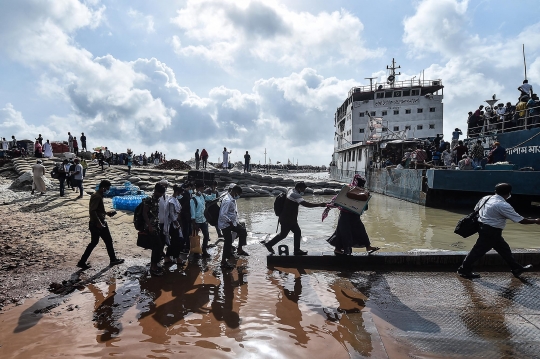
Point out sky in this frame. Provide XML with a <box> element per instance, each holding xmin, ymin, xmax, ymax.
<box><xmin>1</xmin><ymin>0</ymin><xmax>540</xmax><ymax>165</ymax></box>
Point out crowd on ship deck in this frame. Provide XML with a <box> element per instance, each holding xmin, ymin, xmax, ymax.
<box><xmin>467</xmin><ymin>80</ymin><xmax>540</xmax><ymax>137</ymax></box>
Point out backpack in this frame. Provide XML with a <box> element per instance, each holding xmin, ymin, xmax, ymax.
<box><xmin>273</xmin><ymin>192</ymin><xmax>286</xmax><ymax>216</ymax></box>
<box><xmin>133</xmin><ymin>202</ymin><xmax>146</xmax><ymax>231</ymax></box>
<box><xmin>50</xmin><ymin>165</ymin><xmax>59</xmax><ymax>179</ymax></box>
<box><xmin>204</xmin><ymin>197</ymin><xmax>222</xmax><ymax>227</ymax></box>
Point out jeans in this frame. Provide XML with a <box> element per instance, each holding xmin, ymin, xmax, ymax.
<box><xmin>472</xmin><ymin>158</ymin><xmax>482</xmax><ymax>168</ymax></box>
<box><xmin>222</xmin><ymin>224</ymin><xmax>248</xmax><ymax>262</ymax></box>
<box><xmin>196</xmin><ymin>222</ymin><xmax>210</xmax><ymax>251</ymax></box>
<box><xmin>460</xmin><ymin>224</ymin><xmax>522</xmax><ymax>272</ymax></box>
<box><xmin>266</xmin><ymin>221</ymin><xmax>302</xmax><ymax>252</ymax></box>
<box><xmin>59</xmin><ymin>177</ymin><xmax>65</xmax><ymax>196</ymax></box>
<box><xmin>80</xmin><ymin>222</ymin><xmax>117</xmax><ymax>263</ymax></box>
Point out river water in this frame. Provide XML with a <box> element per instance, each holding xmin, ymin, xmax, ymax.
<box><xmin>237</xmin><ymin>192</ymin><xmax>540</xmax><ymax>253</ymax></box>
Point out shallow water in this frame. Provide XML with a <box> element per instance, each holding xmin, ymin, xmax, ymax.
<box><xmin>238</xmin><ymin>193</ymin><xmax>540</xmax><ymax>252</ymax></box>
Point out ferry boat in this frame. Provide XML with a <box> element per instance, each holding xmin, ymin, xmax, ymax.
<box><xmin>330</xmin><ymin>59</ymin><xmax>540</xmax><ymax>208</ymax></box>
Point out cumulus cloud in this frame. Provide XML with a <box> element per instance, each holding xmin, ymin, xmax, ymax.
<box><xmin>170</xmin><ymin>0</ymin><xmax>383</xmax><ymax>69</ymax></box>
<box><xmin>0</xmin><ymin>103</ymin><xmax>58</xmax><ymax>141</ymax></box>
<box><xmin>128</xmin><ymin>8</ymin><xmax>155</xmax><ymax>33</ymax></box>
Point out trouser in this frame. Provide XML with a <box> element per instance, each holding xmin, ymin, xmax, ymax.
<box><xmin>197</xmin><ymin>222</ymin><xmax>210</xmax><ymax>251</ymax></box>
<box><xmin>83</xmin><ymin>168</ymin><xmax>87</xmax><ymax>177</ymax></box>
<box><xmin>151</xmin><ymin>225</ymin><xmax>165</xmax><ymax>264</ymax></box>
<box><xmin>472</xmin><ymin>158</ymin><xmax>482</xmax><ymax>168</ymax></box>
<box><xmin>165</xmin><ymin>223</ymin><xmax>182</xmax><ymax>258</ymax></box>
<box><xmin>66</xmin><ymin>175</ymin><xmax>72</xmax><ymax>188</ymax></box>
<box><xmin>222</xmin><ymin>224</ymin><xmax>248</xmax><ymax>262</ymax></box>
<box><xmin>59</xmin><ymin>177</ymin><xmax>65</xmax><ymax>196</ymax></box>
<box><xmin>74</xmin><ymin>179</ymin><xmax>83</xmax><ymax>195</ymax></box>
<box><xmin>460</xmin><ymin>224</ymin><xmax>522</xmax><ymax>272</ymax></box>
<box><xmin>128</xmin><ymin>165</ymin><xmax>131</xmax><ymax>175</ymax></box>
<box><xmin>244</xmin><ymin>162</ymin><xmax>250</xmax><ymax>172</ymax></box>
<box><xmin>99</xmin><ymin>160</ymin><xmax>104</xmax><ymax>170</ymax></box>
<box><xmin>266</xmin><ymin>221</ymin><xmax>302</xmax><ymax>252</ymax></box>
<box><xmin>74</xmin><ymin>148</ymin><xmax>79</xmax><ymax>156</ymax></box>
<box><xmin>180</xmin><ymin>216</ymin><xmax>191</xmax><ymax>251</ymax></box>
<box><xmin>202</xmin><ymin>159</ymin><xmax>207</xmax><ymax>168</ymax></box>
<box><xmin>196</xmin><ymin>160</ymin><xmax>200</xmax><ymax>169</ymax></box>
<box><xmin>69</xmin><ymin>143</ymin><xmax>73</xmax><ymax>153</ymax></box>
<box><xmin>81</xmin><ymin>142</ymin><xmax>86</xmax><ymax>151</ymax></box>
<box><xmin>80</xmin><ymin>222</ymin><xmax>117</xmax><ymax>263</ymax></box>
<box><xmin>214</xmin><ymin>225</ymin><xmax>223</xmax><ymax>238</ymax></box>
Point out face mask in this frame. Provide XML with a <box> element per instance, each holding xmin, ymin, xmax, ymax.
<box><xmin>507</xmin><ymin>194</ymin><xmax>511</xmax><ymax>200</ymax></box>
<box><xmin>176</xmin><ymin>195</ymin><xmax>183</xmax><ymax>200</ymax></box>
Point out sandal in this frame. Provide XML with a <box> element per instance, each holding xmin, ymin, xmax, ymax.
<box><xmin>367</xmin><ymin>247</ymin><xmax>380</xmax><ymax>254</ymax></box>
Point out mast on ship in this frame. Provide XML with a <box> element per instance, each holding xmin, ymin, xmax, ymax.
<box><xmin>386</xmin><ymin>58</ymin><xmax>401</xmax><ymax>88</ymax></box>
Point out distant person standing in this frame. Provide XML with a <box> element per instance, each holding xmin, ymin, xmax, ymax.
<box><xmin>77</xmin><ymin>180</ymin><xmax>124</xmax><ymax>270</ymax></box>
<box><xmin>222</xmin><ymin>147</ymin><xmax>232</xmax><ymax>169</ymax></box>
<box><xmin>81</xmin><ymin>158</ymin><xmax>88</xmax><ymax>177</ymax></box>
<box><xmin>36</xmin><ymin>134</ymin><xmax>43</xmax><ymax>146</ymax></box>
<box><xmin>244</xmin><ymin>151</ymin><xmax>251</xmax><ymax>173</ymax></box>
<box><xmin>200</xmin><ymin>148</ymin><xmax>209</xmax><ymax>169</ymax></box>
<box><xmin>471</xmin><ymin>140</ymin><xmax>484</xmax><ymax>168</ymax></box>
<box><xmin>31</xmin><ymin>159</ymin><xmax>46</xmax><ymax>195</ymax></box>
<box><xmin>195</xmin><ymin>149</ymin><xmax>200</xmax><ymax>170</ymax></box>
<box><xmin>73</xmin><ymin>137</ymin><xmax>79</xmax><ymax>156</ymax></box>
<box><xmin>73</xmin><ymin>158</ymin><xmax>84</xmax><ymax>199</ymax></box>
<box><xmin>127</xmin><ymin>150</ymin><xmax>133</xmax><ymax>175</ymax></box>
<box><xmin>80</xmin><ymin>132</ymin><xmax>87</xmax><ymax>152</ymax></box>
<box><xmin>488</xmin><ymin>142</ymin><xmax>506</xmax><ymax>164</ymax></box>
<box><xmin>58</xmin><ymin>159</ymin><xmax>68</xmax><ymax>196</ymax></box>
<box><xmin>97</xmin><ymin>150</ymin><xmax>105</xmax><ymax>171</ymax></box>
<box><xmin>43</xmin><ymin>140</ymin><xmax>53</xmax><ymax>158</ymax></box>
<box><xmin>11</xmin><ymin>135</ymin><xmax>17</xmax><ymax>149</ymax></box>
<box><xmin>104</xmin><ymin>147</ymin><xmax>112</xmax><ymax>167</ymax></box>
<box><xmin>451</xmin><ymin>128</ymin><xmax>462</xmax><ymax>149</ymax></box>
<box><xmin>453</xmin><ymin>140</ymin><xmax>468</xmax><ymax>162</ymax></box>
<box><xmin>518</xmin><ymin>79</ymin><xmax>533</xmax><ymax>97</ymax></box>
<box><xmin>2</xmin><ymin>138</ymin><xmax>8</xmax><ymax>150</ymax></box>
<box><xmin>68</xmin><ymin>132</ymin><xmax>74</xmax><ymax>153</ymax></box>
<box><xmin>34</xmin><ymin>140</ymin><xmax>42</xmax><ymax>158</ymax></box>
<box><xmin>264</xmin><ymin>182</ymin><xmax>327</xmax><ymax>256</ymax></box>
<box><xmin>457</xmin><ymin>183</ymin><xmax>540</xmax><ymax>279</ymax></box>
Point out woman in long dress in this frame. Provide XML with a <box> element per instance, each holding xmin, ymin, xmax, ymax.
<box><xmin>43</xmin><ymin>140</ymin><xmax>53</xmax><ymax>158</ymax></box>
<box><xmin>322</xmin><ymin>174</ymin><xmax>379</xmax><ymax>255</ymax></box>
<box><xmin>34</xmin><ymin>141</ymin><xmax>42</xmax><ymax>158</ymax></box>
<box><xmin>31</xmin><ymin>160</ymin><xmax>47</xmax><ymax>195</ymax></box>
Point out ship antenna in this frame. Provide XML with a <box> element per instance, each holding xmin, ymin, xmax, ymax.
<box><xmin>523</xmin><ymin>44</ymin><xmax>527</xmax><ymax>80</ymax></box>
<box><xmin>386</xmin><ymin>58</ymin><xmax>401</xmax><ymax>87</ymax></box>
<box><xmin>364</xmin><ymin>77</ymin><xmax>377</xmax><ymax>92</ymax></box>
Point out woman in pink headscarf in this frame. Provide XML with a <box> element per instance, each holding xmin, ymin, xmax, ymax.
<box><xmin>323</xmin><ymin>174</ymin><xmax>379</xmax><ymax>256</ymax></box>
<box><xmin>34</xmin><ymin>140</ymin><xmax>43</xmax><ymax>158</ymax></box>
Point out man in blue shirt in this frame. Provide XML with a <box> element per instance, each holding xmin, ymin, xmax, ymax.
<box><xmin>190</xmin><ymin>181</ymin><xmax>216</xmax><ymax>257</ymax></box>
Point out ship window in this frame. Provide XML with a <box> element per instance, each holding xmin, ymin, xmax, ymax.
<box><xmin>429</xmin><ymin>124</ymin><xmax>435</xmax><ymax>129</ymax></box>
<box><xmin>376</xmin><ymin>92</ymin><xmax>384</xmax><ymax>99</ymax></box>
<box><xmin>417</xmin><ymin>124</ymin><xmax>423</xmax><ymax>130</ymax></box>
<box><xmin>385</xmin><ymin>91</ymin><xmax>393</xmax><ymax>98</ymax></box>
<box><xmin>393</xmin><ymin>126</ymin><xmax>399</xmax><ymax>131</ymax></box>
<box><xmin>359</xmin><ymin>112</ymin><xmax>365</xmax><ymax>117</ymax></box>
<box><xmin>394</xmin><ymin>110</ymin><xmax>399</xmax><ymax>115</ymax></box>
<box><xmin>412</xmin><ymin>89</ymin><xmax>420</xmax><ymax>96</ymax></box>
<box><xmin>405</xmin><ymin>125</ymin><xmax>411</xmax><ymax>130</ymax></box>
<box><xmin>430</xmin><ymin>107</ymin><xmax>436</xmax><ymax>112</ymax></box>
<box><xmin>405</xmin><ymin>109</ymin><xmax>411</xmax><ymax>114</ymax></box>
<box><xmin>352</xmin><ymin>150</ymin><xmax>355</xmax><ymax>161</ymax></box>
<box><xmin>382</xmin><ymin>111</ymin><xmax>387</xmax><ymax>116</ymax></box>
<box><xmin>394</xmin><ymin>91</ymin><xmax>402</xmax><ymax>97</ymax></box>
<box><xmin>370</xmin><ymin>111</ymin><xmax>376</xmax><ymax>116</ymax></box>
<box><xmin>403</xmin><ymin>90</ymin><xmax>411</xmax><ymax>96</ymax></box>
<box><xmin>417</xmin><ymin>108</ymin><xmax>423</xmax><ymax>113</ymax></box>
<box><xmin>358</xmin><ymin>149</ymin><xmax>363</xmax><ymax>161</ymax></box>
<box><xmin>359</xmin><ymin>128</ymin><xmax>365</xmax><ymax>133</ymax></box>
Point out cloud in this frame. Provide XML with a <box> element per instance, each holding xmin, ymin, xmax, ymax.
<box><xmin>170</xmin><ymin>0</ymin><xmax>383</xmax><ymax>69</ymax></box>
<box><xmin>128</xmin><ymin>8</ymin><xmax>155</xmax><ymax>33</ymax></box>
<box><xmin>0</xmin><ymin>103</ymin><xmax>59</xmax><ymax>141</ymax></box>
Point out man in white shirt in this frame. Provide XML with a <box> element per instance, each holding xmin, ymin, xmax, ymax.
<box><xmin>457</xmin><ymin>183</ymin><xmax>540</xmax><ymax>279</ymax></box>
<box><xmin>222</xmin><ymin>147</ymin><xmax>232</xmax><ymax>169</ymax></box>
<box><xmin>1</xmin><ymin>138</ymin><xmax>8</xmax><ymax>150</ymax></box>
<box><xmin>218</xmin><ymin>185</ymin><xmax>248</xmax><ymax>269</ymax></box>
<box><xmin>73</xmin><ymin>158</ymin><xmax>84</xmax><ymax>199</ymax></box>
<box><xmin>518</xmin><ymin>79</ymin><xmax>533</xmax><ymax>97</ymax></box>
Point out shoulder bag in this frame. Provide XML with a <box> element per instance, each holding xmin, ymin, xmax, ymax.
<box><xmin>454</xmin><ymin>196</ymin><xmax>492</xmax><ymax>238</ymax></box>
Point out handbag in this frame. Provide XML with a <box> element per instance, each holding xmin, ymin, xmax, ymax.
<box><xmin>136</xmin><ymin>231</ymin><xmax>153</xmax><ymax>250</ymax></box>
<box><xmin>346</xmin><ymin>186</ymin><xmax>370</xmax><ymax>201</ymax></box>
<box><xmin>454</xmin><ymin>196</ymin><xmax>492</xmax><ymax>238</ymax></box>
<box><xmin>189</xmin><ymin>228</ymin><xmax>203</xmax><ymax>254</ymax></box>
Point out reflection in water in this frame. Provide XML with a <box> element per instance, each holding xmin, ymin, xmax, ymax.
<box><xmin>237</xmin><ymin>194</ymin><xmax>540</xmax><ymax>252</ymax></box>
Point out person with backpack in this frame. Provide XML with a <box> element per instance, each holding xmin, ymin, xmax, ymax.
<box><xmin>77</xmin><ymin>180</ymin><xmax>124</xmax><ymax>270</ymax></box>
<box><xmin>264</xmin><ymin>182</ymin><xmax>327</xmax><ymax>255</ymax></box>
<box><xmin>218</xmin><ymin>185</ymin><xmax>247</xmax><ymax>269</ymax></box>
<box><xmin>190</xmin><ymin>181</ymin><xmax>216</xmax><ymax>257</ymax></box>
<box><xmin>143</xmin><ymin>183</ymin><xmax>167</xmax><ymax>276</ymax></box>
<box><xmin>164</xmin><ymin>185</ymin><xmax>184</xmax><ymax>265</ymax></box>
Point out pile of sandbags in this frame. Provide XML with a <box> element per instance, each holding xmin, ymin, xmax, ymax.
<box><xmin>155</xmin><ymin>159</ymin><xmax>192</xmax><ymax>171</ymax></box>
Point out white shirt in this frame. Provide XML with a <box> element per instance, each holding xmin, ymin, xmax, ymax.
<box><xmin>1</xmin><ymin>141</ymin><xmax>8</xmax><ymax>150</ymax></box>
<box><xmin>286</xmin><ymin>188</ymin><xmax>304</xmax><ymax>203</ymax></box>
<box><xmin>476</xmin><ymin>195</ymin><xmax>524</xmax><ymax>229</ymax></box>
<box><xmin>73</xmin><ymin>164</ymin><xmax>84</xmax><ymax>180</ymax></box>
<box><xmin>223</xmin><ymin>151</ymin><xmax>229</xmax><ymax>162</ymax></box>
<box><xmin>218</xmin><ymin>193</ymin><xmax>238</xmax><ymax>229</ymax></box>
<box><xmin>158</xmin><ymin>194</ymin><xmax>170</xmax><ymax>224</ymax></box>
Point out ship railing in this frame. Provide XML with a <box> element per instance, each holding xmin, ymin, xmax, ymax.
<box><xmin>348</xmin><ymin>79</ymin><xmax>442</xmax><ymax>97</ymax></box>
<box><xmin>466</xmin><ymin>103</ymin><xmax>540</xmax><ymax>138</ymax></box>
<box><xmin>330</xmin><ymin>166</ymin><xmax>362</xmax><ymax>181</ymax></box>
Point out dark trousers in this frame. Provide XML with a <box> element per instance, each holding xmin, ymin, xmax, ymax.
<box><xmin>222</xmin><ymin>224</ymin><xmax>248</xmax><ymax>262</ymax></box>
<box><xmin>202</xmin><ymin>159</ymin><xmax>207</xmax><ymax>168</ymax></box>
<box><xmin>267</xmin><ymin>221</ymin><xmax>302</xmax><ymax>251</ymax></box>
<box><xmin>165</xmin><ymin>223</ymin><xmax>182</xmax><ymax>258</ymax></box>
<box><xmin>59</xmin><ymin>177</ymin><xmax>65</xmax><ymax>196</ymax></box>
<box><xmin>80</xmin><ymin>222</ymin><xmax>117</xmax><ymax>263</ymax></box>
<box><xmin>74</xmin><ymin>179</ymin><xmax>83</xmax><ymax>196</ymax></box>
<box><xmin>244</xmin><ymin>162</ymin><xmax>250</xmax><ymax>172</ymax></box>
<box><xmin>81</xmin><ymin>142</ymin><xmax>86</xmax><ymax>151</ymax></box>
<box><xmin>195</xmin><ymin>160</ymin><xmax>200</xmax><ymax>169</ymax></box>
<box><xmin>197</xmin><ymin>222</ymin><xmax>210</xmax><ymax>251</ymax></box>
<box><xmin>180</xmin><ymin>216</ymin><xmax>191</xmax><ymax>251</ymax></box>
<box><xmin>461</xmin><ymin>224</ymin><xmax>522</xmax><ymax>271</ymax></box>
<box><xmin>151</xmin><ymin>225</ymin><xmax>165</xmax><ymax>264</ymax></box>
<box><xmin>215</xmin><ymin>225</ymin><xmax>223</xmax><ymax>238</ymax></box>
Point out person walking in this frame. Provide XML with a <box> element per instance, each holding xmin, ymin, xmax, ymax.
<box><xmin>218</xmin><ymin>185</ymin><xmax>249</xmax><ymax>269</ymax></box>
<box><xmin>244</xmin><ymin>151</ymin><xmax>251</xmax><ymax>173</ymax></box>
<box><xmin>68</xmin><ymin>132</ymin><xmax>74</xmax><ymax>153</ymax></box>
<box><xmin>457</xmin><ymin>183</ymin><xmax>540</xmax><ymax>279</ymax></box>
<box><xmin>264</xmin><ymin>182</ymin><xmax>327</xmax><ymax>255</ymax></box>
<box><xmin>73</xmin><ymin>158</ymin><xmax>84</xmax><ymax>199</ymax></box>
<box><xmin>58</xmin><ymin>159</ymin><xmax>68</xmax><ymax>196</ymax></box>
<box><xmin>31</xmin><ymin>159</ymin><xmax>46</xmax><ymax>195</ymax></box>
<box><xmin>80</xmin><ymin>132</ymin><xmax>87</xmax><ymax>152</ymax></box>
<box><xmin>190</xmin><ymin>181</ymin><xmax>216</xmax><ymax>257</ymax></box>
<box><xmin>43</xmin><ymin>140</ymin><xmax>53</xmax><ymax>158</ymax></box>
<box><xmin>143</xmin><ymin>183</ymin><xmax>167</xmax><ymax>276</ymax></box>
<box><xmin>77</xmin><ymin>180</ymin><xmax>124</xmax><ymax>270</ymax></box>
<box><xmin>222</xmin><ymin>147</ymin><xmax>232</xmax><ymax>169</ymax></box>
<box><xmin>195</xmin><ymin>149</ymin><xmax>200</xmax><ymax>170</ymax></box>
<box><xmin>201</xmin><ymin>149</ymin><xmax>209</xmax><ymax>169</ymax></box>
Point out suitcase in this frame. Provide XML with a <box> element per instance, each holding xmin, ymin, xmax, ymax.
<box><xmin>334</xmin><ymin>185</ymin><xmax>371</xmax><ymax>215</ymax></box>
